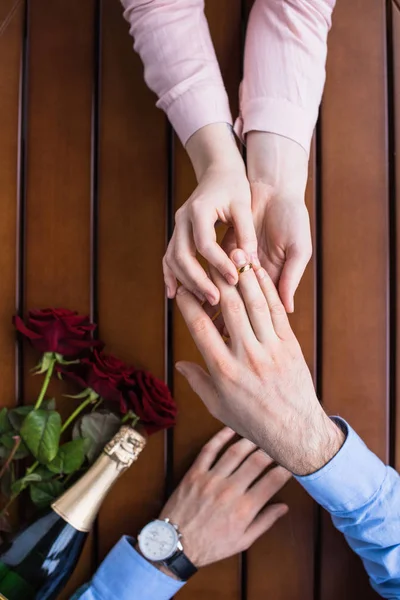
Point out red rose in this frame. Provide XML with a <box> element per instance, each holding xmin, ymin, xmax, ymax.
<box><xmin>60</xmin><ymin>352</ymin><xmax>177</xmax><ymax>435</ymax></box>
<box><xmin>14</xmin><ymin>308</ymin><xmax>101</xmax><ymax>357</ymax></box>
<box><xmin>59</xmin><ymin>349</ymin><xmax>136</xmax><ymax>406</ymax></box>
<box><xmin>125</xmin><ymin>370</ymin><xmax>177</xmax><ymax>435</ymax></box>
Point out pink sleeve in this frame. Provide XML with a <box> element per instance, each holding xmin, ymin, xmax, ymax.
<box><xmin>235</xmin><ymin>0</ymin><xmax>336</xmax><ymax>156</ymax></box>
<box><xmin>121</xmin><ymin>0</ymin><xmax>232</xmax><ymax>146</ymax></box>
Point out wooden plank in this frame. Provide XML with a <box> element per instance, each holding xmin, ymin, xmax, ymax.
<box><xmin>247</xmin><ymin>145</ymin><xmax>317</xmax><ymax>600</ymax></box>
<box><xmin>0</xmin><ymin>0</ymin><xmax>23</xmax><ymax>533</ymax></box>
<box><xmin>394</xmin><ymin>1</ymin><xmax>400</xmax><ymax>471</ymax></box>
<box><xmin>24</xmin><ymin>2</ymin><xmax>94</xmax><ymax>597</ymax></box>
<box><xmin>0</xmin><ymin>1</ymin><xmax>21</xmax><ymax>409</ymax></box>
<box><xmin>320</xmin><ymin>1</ymin><xmax>388</xmax><ymax>598</ymax></box>
<box><xmin>96</xmin><ymin>0</ymin><xmax>167</xmax><ymax>560</ymax></box>
<box><xmin>172</xmin><ymin>2</ymin><xmax>243</xmax><ymax>599</ymax></box>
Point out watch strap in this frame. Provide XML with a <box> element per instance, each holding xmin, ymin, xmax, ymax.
<box><xmin>164</xmin><ymin>551</ymin><xmax>198</xmax><ymax>581</ymax></box>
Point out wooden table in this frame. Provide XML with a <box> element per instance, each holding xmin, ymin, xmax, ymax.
<box><xmin>0</xmin><ymin>1</ymin><xmax>398</xmax><ymax>598</ymax></box>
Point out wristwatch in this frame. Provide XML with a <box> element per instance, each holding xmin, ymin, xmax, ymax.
<box><xmin>137</xmin><ymin>518</ymin><xmax>198</xmax><ymax>581</ymax></box>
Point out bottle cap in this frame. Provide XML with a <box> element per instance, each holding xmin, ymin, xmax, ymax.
<box><xmin>103</xmin><ymin>426</ymin><xmax>146</xmax><ymax>471</ymax></box>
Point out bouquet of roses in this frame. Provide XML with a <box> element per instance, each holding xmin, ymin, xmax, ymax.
<box><xmin>0</xmin><ymin>308</ymin><xmax>177</xmax><ymax>537</ymax></box>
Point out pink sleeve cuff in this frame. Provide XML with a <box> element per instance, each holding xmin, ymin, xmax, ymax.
<box><xmin>234</xmin><ymin>97</ymin><xmax>316</xmax><ymax>157</ymax></box>
<box><xmin>161</xmin><ymin>83</ymin><xmax>232</xmax><ymax>147</ymax></box>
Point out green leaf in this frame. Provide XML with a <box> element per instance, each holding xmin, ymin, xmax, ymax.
<box><xmin>7</xmin><ymin>406</ymin><xmax>33</xmax><ymax>432</ymax></box>
<box><xmin>0</xmin><ymin>433</ymin><xmax>29</xmax><ymax>459</ymax></box>
<box><xmin>21</xmin><ymin>410</ymin><xmax>61</xmax><ymax>464</ymax></box>
<box><xmin>30</xmin><ymin>480</ymin><xmax>64</xmax><ymax>509</ymax></box>
<box><xmin>11</xmin><ymin>473</ymin><xmax>42</xmax><ymax>495</ymax></box>
<box><xmin>73</xmin><ymin>411</ymin><xmax>121</xmax><ymax>463</ymax></box>
<box><xmin>35</xmin><ymin>466</ymin><xmax>56</xmax><ymax>481</ymax></box>
<box><xmin>0</xmin><ymin>408</ymin><xmax>12</xmax><ymax>435</ymax></box>
<box><xmin>48</xmin><ymin>439</ymin><xmax>86</xmax><ymax>474</ymax></box>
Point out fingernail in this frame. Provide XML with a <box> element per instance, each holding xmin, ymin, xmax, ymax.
<box><xmin>250</xmin><ymin>253</ymin><xmax>260</xmax><ymax>267</ymax></box>
<box><xmin>176</xmin><ymin>286</ymin><xmax>186</xmax><ymax>296</ymax></box>
<box><xmin>205</xmin><ymin>293</ymin><xmax>218</xmax><ymax>306</ymax></box>
<box><xmin>175</xmin><ymin>363</ymin><xmax>184</xmax><ymax>374</ymax></box>
<box><xmin>225</xmin><ymin>273</ymin><xmax>237</xmax><ymax>285</ymax></box>
<box><xmin>232</xmin><ymin>249</ymin><xmax>248</xmax><ymax>267</ymax></box>
<box><xmin>166</xmin><ymin>286</ymin><xmax>173</xmax><ymax>299</ymax></box>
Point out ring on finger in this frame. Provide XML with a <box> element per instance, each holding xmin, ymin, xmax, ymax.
<box><xmin>237</xmin><ymin>262</ymin><xmax>253</xmax><ymax>274</ymax></box>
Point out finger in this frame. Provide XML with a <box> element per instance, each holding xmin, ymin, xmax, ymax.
<box><xmin>175</xmin><ymin>360</ymin><xmax>224</xmax><ymax>426</ymax></box>
<box><xmin>172</xmin><ymin>220</ymin><xmax>220</xmax><ymax>305</ymax></box>
<box><xmin>175</xmin><ymin>287</ymin><xmax>231</xmax><ymax>375</ymax></box>
<box><xmin>230</xmin><ymin>202</ymin><xmax>260</xmax><ymax>267</ymax></box>
<box><xmin>209</xmin><ymin>265</ymin><xmax>256</xmax><ymax>351</ymax></box>
<box><xmin>242</xmin><ymin>503</ymin><xmax>289</xmax><ymax>549</ymax></box>
<box><xmin>230</xmin><ymin>448</ymin><xmax>274</xmax><ymax>491</ymax></box>
<box><xmin>191</xmin><ymin>209</ymin><xmax>238</xmax><ymax>286</ymax></box>
<box><xmin>230</xmin><ymin>249</ymin><xmax>277</xmax><ymax>343</ymax></box>
<box><xmin>162</xmin><ymin>255</ymin><xmax>178</xmax><ymax>299</ymax></box>
<box><xmin>248</xmin><ymin>466</ymin><xmax>292</xmax><ymax>514</ymax></box>
<box><xmin>212</xmin><ymin>438</ymin><xmax>257</xmax><ymax>478</ymax></box>
<box><xmin>191</xmin><ymin>426</ymin><xmax>236</xmax><ymax>472</ymax></box>
<box><xmin>278</xmin><ymin>245</ymin><xmax>311</xmax><ymax>313</ymax></box>
<box><xmin>255</xmin><ymin>268</ymin><xmax>293</xmax><ymax>340</ymax></box>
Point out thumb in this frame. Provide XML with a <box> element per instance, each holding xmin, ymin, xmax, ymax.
<box><xmin>278</xmin><ymin>246</ymin><xmax>310</xmax><ymax>313</ymax></box>
<box><xmin>175</xmin><ymin>361</ymin><xmax>218</xmax><ymax>411</ymax></box>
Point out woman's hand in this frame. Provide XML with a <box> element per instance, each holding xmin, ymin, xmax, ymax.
<box><xmin>223</xmin><ymin>132</ymin><xmax>312</xmax><ymax>313</ymax></box>
<box><xmin>163</xmin><ymin>124</ymin><xmax>258</xmax><ymax>306</ymax></box>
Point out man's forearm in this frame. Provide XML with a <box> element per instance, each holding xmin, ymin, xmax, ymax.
<box><xmin>297</xmin><ymin>418</ymin><xmax>400</xmax><ymax>598</ymax></box>
<box><xmin>71</xmin><ymin>536</ymin><xmax>185</xmax><ymax>600</ymax></box>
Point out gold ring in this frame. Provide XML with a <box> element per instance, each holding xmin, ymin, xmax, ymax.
<box><xmin>237</xmin><ymin>263</ymin><xmax>253</xmax><ymax>274</ymax></box>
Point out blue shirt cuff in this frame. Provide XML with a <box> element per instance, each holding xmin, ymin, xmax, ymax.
<box><xmin>295</xmin><ymin>417</ymin><xmax>387</xmax><ymax>513</ymax></box>
<box><xmin>91</xmin><ymin>536</ymin><xmax>185</xmax><ymax>600</ymax></box>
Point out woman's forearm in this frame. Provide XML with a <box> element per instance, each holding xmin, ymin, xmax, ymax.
<box><xmin>121</xmin><ymin>0</ymin><xmax>232</xmax><ymax>147</ymax></box>
<box><xmin>237</xmin><ymin>0</ymin><xmax>336</xmax><ymax>157</ymax></box>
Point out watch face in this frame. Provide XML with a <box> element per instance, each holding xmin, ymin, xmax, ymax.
<box><xmin>139</xmin><ymin>520</ymin><xmax>179</xmax><ymax>561</ymax></box>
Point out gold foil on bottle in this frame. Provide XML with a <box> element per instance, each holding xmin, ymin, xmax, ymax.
<box><xmin>0</xmin><ymin>594</ymin><xmax>9</xmax><ymax>599</ymax></box>
<box><xmin>51</xmin><ymin>427</ymin><xmax>146</xmax><ymax>532</ymax></box>
<box><xmin>103</xmin><ymin>425</ymin><xmax>146</xmax><ymax>469</ymax></box>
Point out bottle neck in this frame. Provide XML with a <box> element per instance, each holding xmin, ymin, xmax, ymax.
<box><xmin>51</xmin><ymin>426</ymin><xmax>146</xmax><ymax>532</ymax></box>
<box><xmin>51</xmin><ymin>452</ymin><xmax>120</xmax><ymax>532</ymax></box>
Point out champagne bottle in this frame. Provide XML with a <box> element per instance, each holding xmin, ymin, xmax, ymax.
<box><xmin>0</xmin><ymin>426</ymin><xmax>146</xmax><ymax>600</ymax></box>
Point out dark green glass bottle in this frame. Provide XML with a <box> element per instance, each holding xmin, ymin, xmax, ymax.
<box><xmin>0</xmin><ymin>426</ymin><xmax>146</xmax><ymax>600</ymax></box>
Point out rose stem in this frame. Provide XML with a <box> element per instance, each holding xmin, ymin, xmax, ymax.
<box><xmin>34</xmin><ymin>355</ymin><xmax>57</xmax><ymax>410</ymax></box>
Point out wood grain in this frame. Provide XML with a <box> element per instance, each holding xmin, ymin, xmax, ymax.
<box><xmin>25</xmin><ymin>2</ymin><xmax>94</xmax><ymax>596</ymax></box>
<box><xmin>96</xmin><ymin>0</ymin><xmax>167</xmax><ymax>560</ymax></box>
<box><xmin>320</xmin><ymin>1</ymin><xmax>388</xmax><ymax>598</ymax></box>
<box><xmin>172</xmin><ymin>2</ymin><xmax>243</xmax><ymax>598</ymax></box>
<box><xmin>394</xmin><ymin>1</ymin><xmax>400</xmax><ymax>472</ymax></box>
<box><xmin>0</xmin><ymin>0</ymin><xmax>21</xmax><ymax>411</ymax></box>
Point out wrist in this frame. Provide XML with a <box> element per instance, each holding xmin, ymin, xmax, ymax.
<box><xmin>246</xmin><ymin>132</ymin><xmax>308</xmax><ymax>200</ymax></box>
<box><xmin>186</xmin><ymin>122</ymin><xmax>244</xmax><ymax>181</ymax></box>
<box><xmin>293</xmin><ymin>414</ymin><xmax>346</xmax><ymax>476</ymax></box>
<box><xmin>134</xmin><ymin>541</ymin><xmax>182</xmax><ymax>581</ymax></box>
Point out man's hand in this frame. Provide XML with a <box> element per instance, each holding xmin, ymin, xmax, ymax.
<box><xmin>163</xmin><ymin>123</ymin><xmax>258</xmax><ymax>306</ymax></box>
<box><xmin>175</xmin><ymin>249</ymin><xmax>345</xmax><ymax>476</ymax></box>
<box><xmin>159</xmin><ymin>427</ymin><xmax>290</xmax><ymax>568</ymax></box>
<box><xmin>223</xmin><ymin>132</ymin><xmax>312</xmax><ymax>313</ymax></box>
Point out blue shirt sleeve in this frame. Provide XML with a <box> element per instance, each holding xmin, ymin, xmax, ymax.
<box><xmin>296</xmin><ymin>417</ymin><xmax>400</xmax><ymax>598</ymax></box>
<box><xmin>71</xmin><ymin>535</ymin><xmax>185</xmax><ymax>600</ymax></box>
